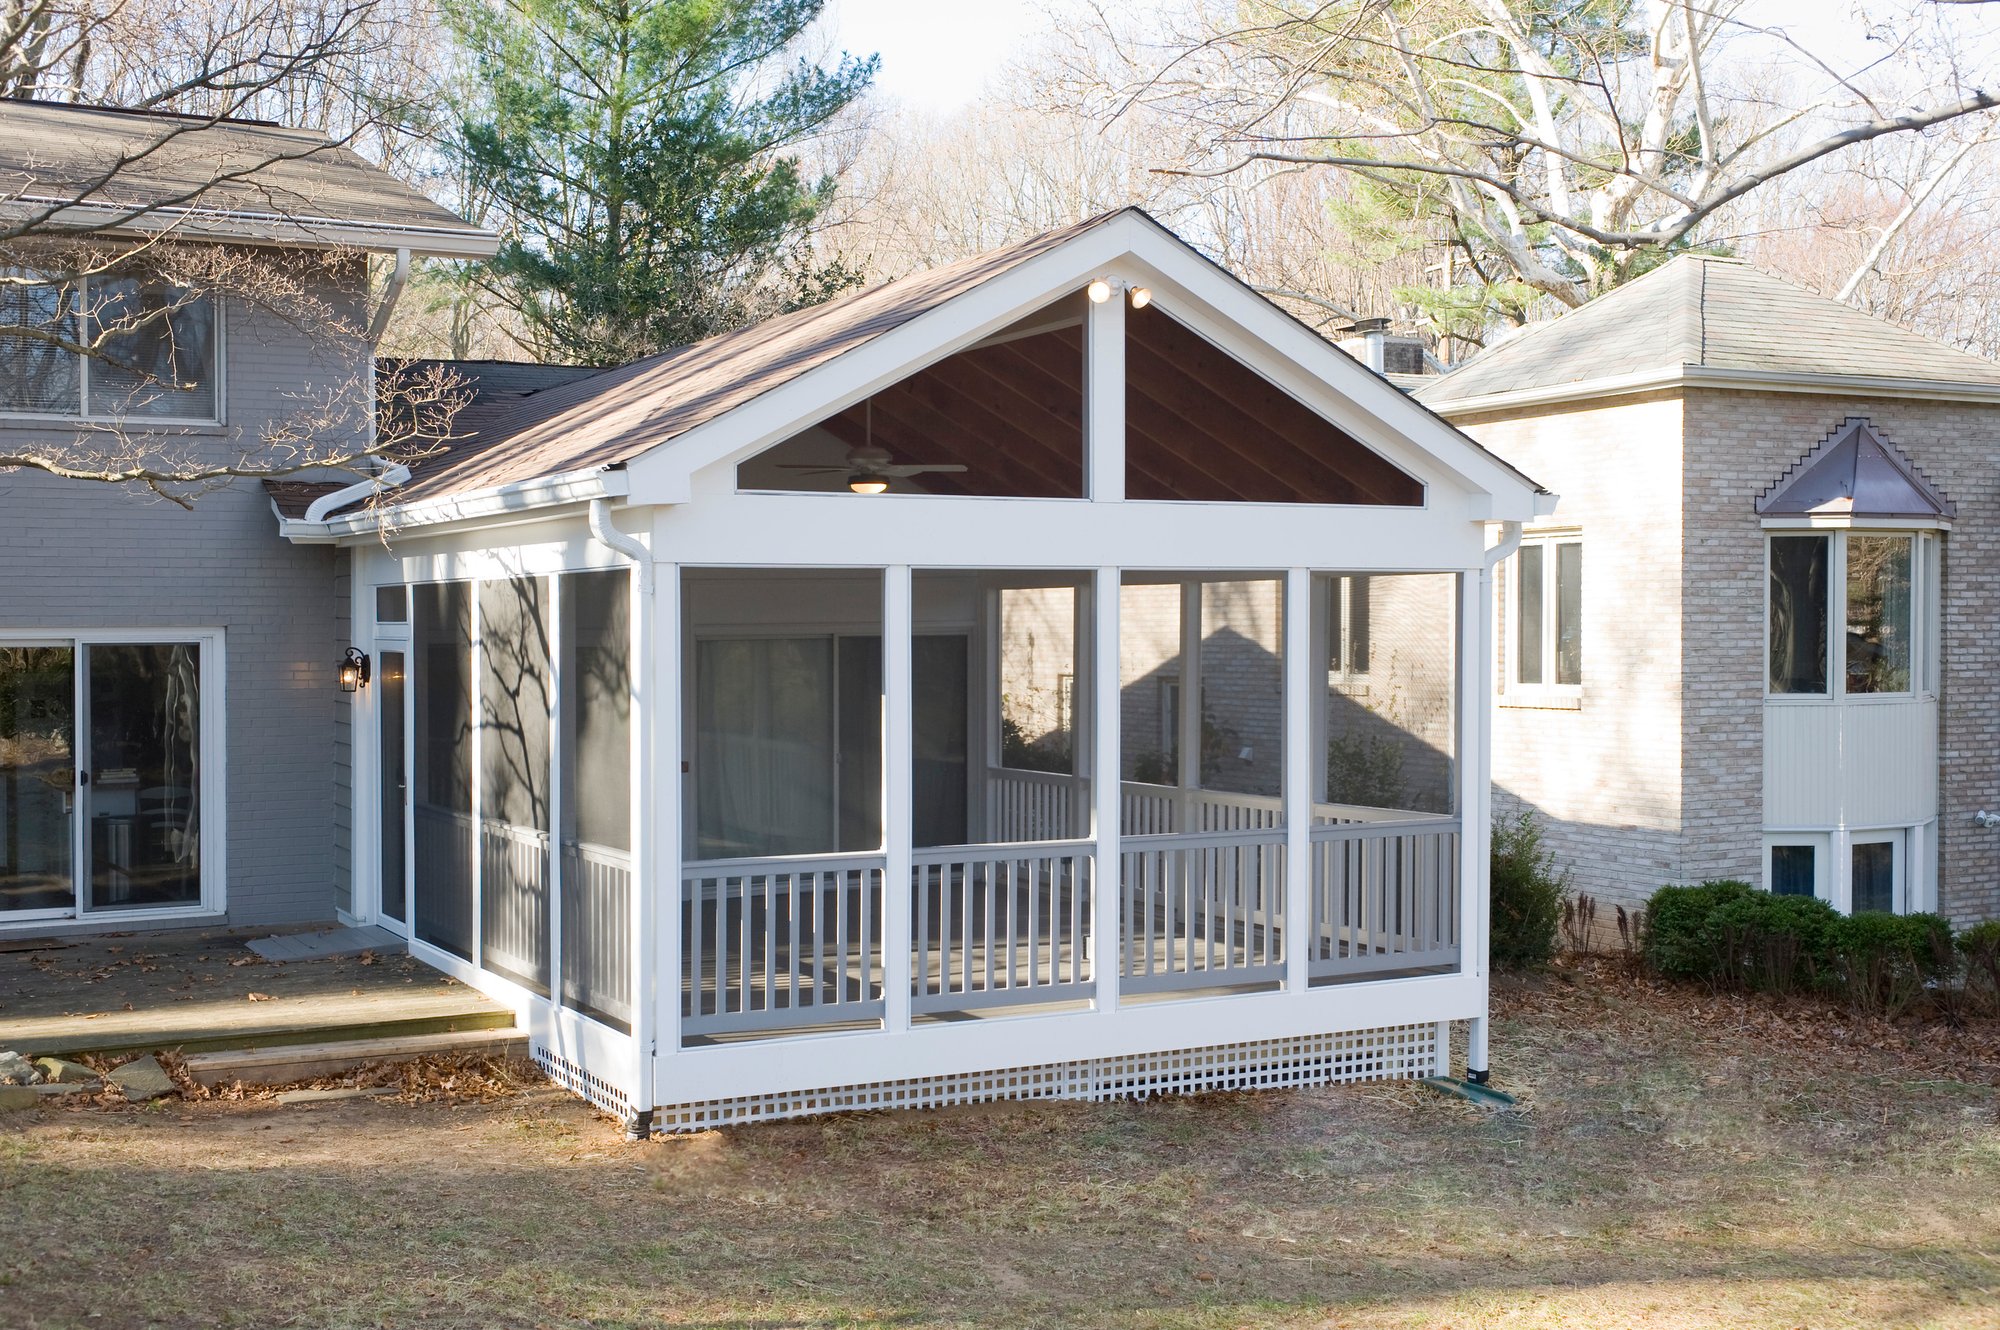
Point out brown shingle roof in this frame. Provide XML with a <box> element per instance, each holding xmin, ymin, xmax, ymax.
<box><xmin>383</xmin><ymin>210</ymin><xmax>1124</xmax><ymax>507</ymax></box>
<box><xmin>0</xmin><ymin>100</ymin><xmax>495</xmax><ymax>254</ymax></box>
<box><xmin>1418</xmin><ymin>255</ymin><xmax>2000</xmax><ymax>408</ymax></box>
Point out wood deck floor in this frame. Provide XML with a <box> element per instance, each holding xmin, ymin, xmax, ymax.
<box><xmin>0</xmin><ymin>926</ymin><xmax>512</xmax><ymax>1058</ymax></box>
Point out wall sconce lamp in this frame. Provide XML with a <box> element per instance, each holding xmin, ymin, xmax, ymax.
<box><xmin>338</xmin><ymin>647</ymin><xmax>372</xmax><ymax>693</ymax></box>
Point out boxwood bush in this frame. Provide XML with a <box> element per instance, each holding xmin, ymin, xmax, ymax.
<box><xmin>1643</xmin><ymin>881</ymin><xmax>1964</xmax><ymax>1017</ymax></box>
<box><xmin>1490</xmin><ymin>810</ymin><xmax>1565</xmax><ymax>969</ymax></box>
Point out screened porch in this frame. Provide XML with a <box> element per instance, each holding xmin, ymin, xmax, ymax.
<box><xmin>675</xmin><ymin>566</ymin><xmax>1463</xmax><ymax>1044</ymax></box>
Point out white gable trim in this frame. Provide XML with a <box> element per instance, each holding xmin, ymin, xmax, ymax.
<box><xmin>628</xmin><ymin>211</ymin><xmax>1546</xmax><ymax>519</ymax></box>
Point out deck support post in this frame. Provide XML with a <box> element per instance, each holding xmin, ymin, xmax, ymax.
<box><xmin>884</xmin><ymin>565</ymin><xmax>914</xmax><ymax>1033</ymax></box>
<box><xmin>1283</xmin><ymin>568</ymin><xmax>1312</xmax><ymax>995</ymax></box>
<box><xmin>1092</xmin><ymin>565</ymin><xmax>1121</xmax><ymax>1012</ymax></box>
<box><xmin>1467</xmin><ymin>1016</ymin><xmax>1490</xmax><ymax>1083</ymax></box>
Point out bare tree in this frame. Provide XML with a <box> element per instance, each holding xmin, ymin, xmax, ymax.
<box><xmin>0</xmin><ymin>0</ymin><xmax>468</xmax><ymax>502</ymax></box>
<box><xmin>1074</xmin><ymin>0</ymin><xmax>2000</xmax><ymax>333</ymax></box>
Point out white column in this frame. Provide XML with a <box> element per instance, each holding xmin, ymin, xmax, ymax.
<box><xmin>1085</xmin><ymin>283</ymin><xmax>1126</xmax><ymax>503</ymax></box>
<box><xmin>646</xmin><ymin>559</ymin><xmax>679</xmax><ymax>1093</ymax></box>
<box><xmin>1092</xmin><ymin>566</ymin><xmax>1122</xmax><ymax>1012</ymax></box>
<box><xmin>1177</xmin><ymin>580</ymin><xmax>1202</xmax><ymax>829</ymax></box>
<box><xmin>883</xmin><ymin>566</ymin><xmax>915</xmax><ymax>1033</ymax></box>
<box><xmin>546</xmin><ymin>574</ymin><xmax>565</xmax><ymax>1020</ymax></box>
<box><xmin>1463</xmin><ymin>564</ymin><xmax>1490</xmax><ymax>1079</ymax></box>
<box><xmin>1070</xmin><ymin>579</ymin><xmax>1095</xmax><ymax>836</ymax></box>
<box><xmin>1283</xmin><ymin>568</ymin><xmax>1312</xmax><ymax>995</ymax></box>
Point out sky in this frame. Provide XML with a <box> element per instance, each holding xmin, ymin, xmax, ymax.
<box><xmin>824</xmin><ymin>0</ymin><xmax>2000</xmax><ymax>115</ymax></box>
<box><xmin>824</xmin><ymin>0</ymin><xmax>1039</xmax><ymax>113</ymax></box>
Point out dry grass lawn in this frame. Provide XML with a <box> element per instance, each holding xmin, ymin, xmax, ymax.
<box><xmin>5</xmin><ymin>962</ymin><xmax>2000</xmax><ymax>1329</ymax></box>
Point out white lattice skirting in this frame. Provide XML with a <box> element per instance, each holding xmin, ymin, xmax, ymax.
<box><xmin>533</xmin><ymin>1044</ymin><xmax>633</xmax><ymax>1118</ymax></box>
<box><xmin>648</xmin><ymin>1023</ymin><xmax>1442</xmax><ymax>1133</ymax></box>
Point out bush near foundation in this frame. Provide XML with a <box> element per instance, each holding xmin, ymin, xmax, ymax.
<box><xmin>1490</xmin><ymin>811</ymin><xmax>1565</xmax><ymax>970</ymax></box>
<box><xmin>1642</xmin><ymin>880</ymin><xmax>1967</xmax><ymax>1018</ymax></box>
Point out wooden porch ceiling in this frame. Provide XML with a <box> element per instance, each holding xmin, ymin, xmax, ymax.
<box><xmin>742</xmin><ymin>305</ymin><xmax>1425</xmax><ymax>505</ymax></box>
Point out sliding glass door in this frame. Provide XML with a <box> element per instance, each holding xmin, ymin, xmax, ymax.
<box><xmin>0</xmin><ymin>637</ymin><xmax>211</xmax><ymax>923</ymax></box>
<box><xmin>0</xmin><ymin>647</ymin><xmax>77</xmax><ymax>918</ymax></box>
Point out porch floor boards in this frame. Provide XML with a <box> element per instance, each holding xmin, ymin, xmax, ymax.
<box><xmin>0</xmin><ymin>925</ymin><xmax>512</xmax><ymax>1058</ymax></box>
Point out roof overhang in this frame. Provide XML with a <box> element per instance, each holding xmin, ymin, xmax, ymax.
<box><xmin>0</xmin><ymin>197</ymin><xmax>501</xmax><ymax>259</ymax></box>
<box><xmin>278</xmin><ymin>464</ymin><xmax>629</xmax><ymax>543</ymax></box>
<box><xmin>1422</xmin><ymin>362</ymin><xmax>2000</xmax><ymax>417</ymax></box>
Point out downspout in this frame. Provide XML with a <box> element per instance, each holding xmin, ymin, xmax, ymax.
<box><xmin>587</xmin><ymin>496</ymin><xmax>656</xmax><ymax>1138</ymax></box>
<box><xmin>1469</xmin><ymin>520</ymin><xmax>1522</xmax><ymax>1086</ymax></box>
<box><xmin>308</xmin><ymin>248</ymin><xmax>415</xmax><ymax>525</ymax></box>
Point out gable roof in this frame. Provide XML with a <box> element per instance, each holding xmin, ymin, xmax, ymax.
<box><xmin>0</xmin><ymin>100</ymin><xmax>498</xmax><ymax>257</ymax></box>
<box><xmin>375</xmin><ymin>211</ymin><xmax>1126</xmax><ymax>508</ymax></box>
<box><xmin>1418</xmin><ymin>254</ymin><xmax>2000</xmax><ymax>411</ymax></box>
<box><xmin>1757</xmin><ymin>417</ymin><xmax>1955</xmax><ymax>522</ymax></box>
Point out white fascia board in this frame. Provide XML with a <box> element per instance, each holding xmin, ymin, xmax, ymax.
<box><xmin>278</xmin><ymin>465</ymin><xmax>630</xmax><ymax>543</ymax></box>
<box><xmin>626</xmin><ymin>214</ymin><xmax>1151</xmax><ymax>502</ymax></box>
<box><xmin>1423</xmin><ymin>363</ymin><xmax>2000</xmax><ymax>417</ymax></box>
<box><xmin>1760</xmin><ymin>513</ymin><xmax>1952</xmax><ymax>532</ymax></box>
<box><xmin>0</xmin><ymin>198</ymin><xmax>501</xmax><ymax>258</ymax></box>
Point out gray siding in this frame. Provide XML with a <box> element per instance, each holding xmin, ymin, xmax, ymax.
<box><xmin>0</xmin><ymin>269</ymin><xmax>362</xmax><ymax>930</ymax></box>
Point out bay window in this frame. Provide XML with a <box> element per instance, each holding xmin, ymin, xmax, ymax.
<box><xmin>0</xmin><ymin>271</ymin><xmax>219</xmax><ymax>421</ymax></box>
<box><xmin>1767</xmin><ymin>531</ymin><xmax>1932</xmax><ymax>698</ymax></box>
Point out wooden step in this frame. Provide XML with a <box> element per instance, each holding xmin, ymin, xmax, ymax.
<box><xmin>14</xmin><ymin>995</ymin><xmax>516</xmax><ymax>1060</ymax></box>
<box><xmin>181</xmin><ymin>1027</ymin><xmax>529</xmax><ymax>1089</ymax></box>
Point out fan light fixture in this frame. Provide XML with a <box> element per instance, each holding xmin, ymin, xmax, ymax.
<box><xmin>847</xmin><ymin>474</ymin><xmax>891</xmax><ymax>495</ymax></box>
<box><xmin>1128</xmin><ymin>286</ymin><xmax>1153</xmax><ymax>309</ymax></box>
<box><xmin>1086</xmin><ymin>277</ymin><xmax>1113</xmax><ymax>304</ymax></box>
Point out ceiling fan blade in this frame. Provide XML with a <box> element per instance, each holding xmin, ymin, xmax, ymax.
<box><xmin>882</xmin><ymin>463</ymin><xmax>970</xmax><ymax>476</ymax></box>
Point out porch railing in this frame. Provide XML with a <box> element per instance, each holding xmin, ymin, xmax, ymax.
<box><xmin>480</xmin><ymin>819</ymin><xmax>551</xmax><ymax>990</ymax></box>
<box><xmin>911</xmin><ymin>839</ymin><xmax>1094</xmax><ymax>1014</ymax></box>
<box><xmin>1120</xmin><ymin>828</ymin><xmax>1286</xmax><ymax>995</ymax></box>
<box><xmin>987</xmin><ymin>767</ymin><xmax>1078</xmax><ymax>841</ymax></box>
<box><xmin>1308</xmin><ymin>818</ymin><xmax>1461</xmax><ymax>981</ymax></box>
<box><xmin>680</xmin><ymin>852</ymin><xmax>885</xmax><ymax>1038</ymax></box>
<box><xmin>561</xmin><ymin>841</ymin><xmax>633</xmax><ymax>1031</ymax></box>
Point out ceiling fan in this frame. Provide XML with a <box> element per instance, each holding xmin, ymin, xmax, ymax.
<box><xmin>774</xmin><ymin>402</ymin><xmax>968</xmax><ymax>493</ymax></box>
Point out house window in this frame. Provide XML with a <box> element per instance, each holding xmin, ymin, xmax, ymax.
<box><xmin>0</xmin><ymin>271</ymin><xmax>219</xmax><ymax>421</ymax></box>
<box><xmin>1851</xmin><ymin>836</ymin><xmax>1899</xmax><ymax>914</ymax></box>
<box><xmin>1769</xmin><ymin>843</ymin><xmax>1817</xmax><ymax>897</ymax></box>
<box><xmin>1767</xmin><ymin>532</ymin><xmax>1929</xmax><ymax>699</ymax></box>
<box><xmin>1331</xmin><ymin>576</ymin><xmax>1371</xmax><ymax>675</ymax></box>
<box><xmin>1510</xmin><ymin>535</ymin><xmax>1581</xmax><ymax>694</ymax></box>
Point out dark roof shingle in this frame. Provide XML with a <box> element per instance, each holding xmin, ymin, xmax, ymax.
<box><xmin>1418</xmin><ymin>255</ymin><xmax>2000</xmax><ymax>408</ymax></box>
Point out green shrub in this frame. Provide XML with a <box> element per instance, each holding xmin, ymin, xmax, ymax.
<box><xmin>1959</xmin><ymin>920</ymin><xmax>2000</xmax><ymax>1015</ymax></box>
<box><xmin>1829</xmin><ymin>912</ymin><xmax>1955</xmax><ymax>1018</ymax></box>
<box><xmin>1642</xmin><ymin>879</ymin><xmax>1756</xmax><ymax>981</ymax></box>
<box><xmin>1490</xmin><ymin>811</ymin><xmax>1566</xmax><ymax>969</ymax></box>
<box><xmin>1709</xmin><ymin>890</ymin><xmax>1842</xmax><ymax>994</ymax></box>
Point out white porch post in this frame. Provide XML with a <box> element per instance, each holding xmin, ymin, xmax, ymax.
<box><xmin>883</xmin><ymin>565</ymin><xmax>915</xmax><ymax>1032</ymax></box>
<box><xmin>1463</xmin><ymin>564</ymin><xmax>1490</xmax><ymax>1080</ymax></box>
<box><xmin>1283</xmin><ymin>568</ymin><xmax>1312</xmax><ymax>994</ymax></box>
<box><xmin>1085</xmin><ymin>277</ymin><xmax>1125</xmax><ymax>502</ymax></box>
<box><xmin>1177</xmin><ymin>580</ymin><xmax>1202</xmax><ymax>829</ymax></box>
<box><xmin>1070</xmin><ymin>580</ymin><xmax>1095</xmax><ymax>837</ymax></box>
<box><xmin>546</xmin><ymin>575</ymin><xmax>564</xmax><ymax>1027</ymax></box>
<box><xmin>1092</xmin><ymin>566</ymin><xmax>1122</xmax><ymax>1011</ymax></box>
<box><xmin>647</xmin><ymin>559</ymin><xmax>680</xmax><ymax>1098</ymax></box>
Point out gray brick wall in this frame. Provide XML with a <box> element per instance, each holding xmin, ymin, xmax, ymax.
<box><xmin>1682</xmin><ymin>389</ymin><xmax>2000</xmax><ymax>924</ymax></box>
<box><xmin>0</xmin><ymin>271</ymin><xmax>361</xmax><ymax>930</ymax></box>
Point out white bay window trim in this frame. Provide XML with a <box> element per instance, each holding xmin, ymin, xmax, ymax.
<box><xmin>1763</xmin><ymin>529</ymin><xmax>1937</xmax><ymax>703</ymax></box>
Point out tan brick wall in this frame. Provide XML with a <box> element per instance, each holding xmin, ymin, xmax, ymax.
<box><xmin>1682</xmin><ymin>389</ymin><xmax>2000</xmax><ymax>924</ymax></box>
<box><xmin>1450</xmin><ymin>393</ymin><xmax>1687</xmax><ymax>910</ymax></box>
